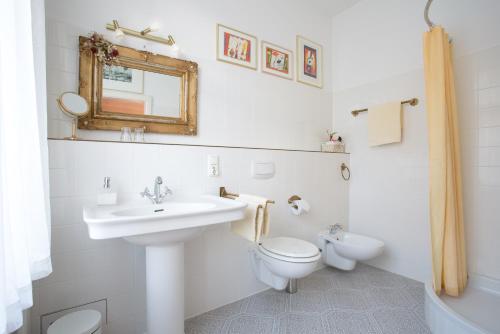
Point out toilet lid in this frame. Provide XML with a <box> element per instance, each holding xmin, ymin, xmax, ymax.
<box><xmin>47</xmin><ymin>310</ymin><xmax>101</xmax><ymax>334</ymax></box>
<box><xmin>260</xmin><ymin>237</ymin><xmax>319</xmax><ymax>258</ymax></box>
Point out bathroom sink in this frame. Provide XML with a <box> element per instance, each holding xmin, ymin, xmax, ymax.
<box><xmin>83</xmin><ymin>194</ymin><xmax>246</xmax><ymax>334</ymax></box>
<box><xmin>83</xmin><ymin>195</ymin><xmax>246</xmax><ymax>241</ymax></box>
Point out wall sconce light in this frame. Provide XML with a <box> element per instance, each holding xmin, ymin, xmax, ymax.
<box><xmin>106</xmin><ymin>20</ymin><xmax>176</xmax><ymax>46</ymax></box>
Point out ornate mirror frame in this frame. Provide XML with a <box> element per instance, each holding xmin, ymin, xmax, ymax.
<box><xmin>78</xmin><ymin>36</ymin><xmax>198</xmax><ymax>135</ymax></box>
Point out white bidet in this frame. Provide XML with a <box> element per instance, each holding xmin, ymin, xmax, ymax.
<box><xmin>317</xmin><ymin>230</ymin><xmax>384</xmax><ymax>270</ymax></box>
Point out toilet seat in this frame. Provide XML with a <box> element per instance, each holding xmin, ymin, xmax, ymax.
<box><xmin>259</xmin><ymin>237</ymin><xmax>320</xmax><ymax>263</ymax></box>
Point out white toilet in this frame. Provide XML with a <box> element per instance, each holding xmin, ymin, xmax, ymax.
<box><xmin>250</xmin><ymin>236</ymin><xmax>321</xmax><ymax>292</ymax></box>
<box><xmin>317</xmin><ymin>230</ymin><xmax>384</xmax><ymax>270</ymax></box>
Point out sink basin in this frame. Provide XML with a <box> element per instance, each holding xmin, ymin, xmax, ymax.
<box><xmin>82</xmin><ymin>194</ymin><xmax>247</xmax><ymax>334</ymax></box>
<box><xmin>83</xmin><ymin>195</ymin><xmax>246</xmax><ymax>241</ymax></box>
<box><xmin>112</xmin><ymin>202</ymin><xmax>217</xmax><ymax>217</ymax></box>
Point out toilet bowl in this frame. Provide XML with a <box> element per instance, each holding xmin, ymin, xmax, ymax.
<box><xmin>250</xmin><ymin>237</ymin><xmax>321</xmax><ymax>291</ymax></box>
<box><xmin>317</xmin><ymin>230</ymin><xmax>384</xmax><ymax>270</ymax></box>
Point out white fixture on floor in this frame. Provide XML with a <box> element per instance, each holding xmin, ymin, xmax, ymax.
<box><xmin>83</xmin><ymin>194</ymin><xmax>246</xmax><ymax>334</ymax></box>
<box><xmin>317</xmin><ymin>229</ymin><xmax>384</xmax><ymax>270</ymax></box>
<box><xmin>47</xmin><ymin>310</ymin><xmax>101</xmax><ymax>334</ymax></box>
<box><xmin>250</xmin><ymin>236</ymin><xmax>321</xmax><ymax>293</ymax></box>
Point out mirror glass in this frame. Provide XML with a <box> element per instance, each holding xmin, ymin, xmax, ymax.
<box><xmin>102</xmin><ymin>64</ymin><xmax>181</xmax><ymax>118</ymax></box>
<box><xmin>59</xmin><ymin>92</ymin><xmax>89</xmax><ymax>117</ymax></box>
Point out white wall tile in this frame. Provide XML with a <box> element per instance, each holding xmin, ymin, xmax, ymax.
<box><xmin>479</xmin><ymin>127</ymin><xmax>500</xmax><ymax>147</ymax></box>
<box><xmin>39</xmin><ymin>139</ymin><xmax>349</xmax><ymax>331</ymax></box>
<box><xmin>44</xmin><ymin>0</ymin><xmax>333</xmax><ymax>151</ymax></box>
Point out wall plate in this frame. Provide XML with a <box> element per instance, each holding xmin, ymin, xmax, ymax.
<box><xmin>251</xmin><ymin>161</ymin><xmax>275</xmax><ymax>179</ymax></box>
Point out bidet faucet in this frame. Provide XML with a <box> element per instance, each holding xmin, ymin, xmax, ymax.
<box><xmin>329</xmin><ymin>224</ymin><xmax>344</xmax><ymax>235</ymax></box>
<box><xmin>140</xmin><ymin>176</ymin><xmax>172</xmax><ymax>204</ymax></box>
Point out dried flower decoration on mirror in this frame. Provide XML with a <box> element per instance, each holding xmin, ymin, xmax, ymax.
<box><xmin>81</xmin><ymin>32</ymin><xmax>119</xmax><ymax>64</ymax></box>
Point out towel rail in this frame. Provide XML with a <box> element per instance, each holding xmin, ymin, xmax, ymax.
<box><xmin>351</xmin><ymin>98</ymin><xmax>419</xmax><ymax>117</ymax></box>
<box><xmin>219</xmin><ymin>187</ymin><xmax>275</xmax><ymax>205</ymax></box>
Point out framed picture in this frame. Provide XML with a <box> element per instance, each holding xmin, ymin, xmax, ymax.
<box><xmin>261</xmin><ymin>41</ymin><xmax>293</xmax><ymax>80</ymax></box>
<box><xmin>216</xmin><ymin>24</ymin><xmax>257</xmax><ymax>70</ymax></box>
<box><xmin>103</xmin><ymin>64</ymin><xmax>144</xmax><ymax>93</ymax></box>
<box><xmin>102</xmin><ymin>89</ymin><xmax>152</xmax><ymax>115</ymax></box>
<box><xmin>296</xmin><ymin>36</ymin><xmax>323</xmax><ymax>88</ymax></box>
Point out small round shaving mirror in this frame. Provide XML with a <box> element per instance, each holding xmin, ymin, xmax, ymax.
<box><xmin>56</xmin><ymin>92</ymin><xmax>89</xmax><ymax>140</ymax></box>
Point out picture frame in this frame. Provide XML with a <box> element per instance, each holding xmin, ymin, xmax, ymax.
<box><xmin>296</xmin><ymin>36</ymin><xmax>323</xmax><ymax>88</ymax></box>
<box><xmin>216</xmin><ymin>24</ymin><xmax>258</xmax><ymax>70</ymax></box>
<box><xmin>261</xmin><ymin>41</ymin><xmax>293</xmax><ymax>80</ymax></box>
<box><xmin>103</xmin><ymin>64</ymin><xmax>144</xmax><ymax>93</ymax></box>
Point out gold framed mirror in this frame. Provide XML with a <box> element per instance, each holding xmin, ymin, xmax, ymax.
<box><xmin>78</xmin><ymin>36</ymin><xmax>198</xmax><ymax>135</ymax></box>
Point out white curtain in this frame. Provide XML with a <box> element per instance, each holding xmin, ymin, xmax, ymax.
<box><xmin>0</xmin><ymin>0</ymin><xmax>52</xmax><ymax>333</ymax></box>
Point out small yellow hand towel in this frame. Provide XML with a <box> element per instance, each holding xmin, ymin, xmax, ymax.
<box><xmin>368</xmin><ymin>101</ymin><xmax>402</xmax><ymax>146</ymax></box>
<box><xmin>230</xmin><ymin>194</ymin><xmax>270</xmax><ymax>243</ymax></box>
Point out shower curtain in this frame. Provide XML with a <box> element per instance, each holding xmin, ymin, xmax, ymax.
<box><xmin>0</xmin><ymin>0</ymin><xmax>52</xmax><ymax>332</ymax></box>
<box><xmin>423</xmin><ymin>26</ymin><xmax>467</xmax><ymax>297</ymax></box>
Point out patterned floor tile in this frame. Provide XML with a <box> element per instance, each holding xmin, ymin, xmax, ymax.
<box><xmin>205</xmin><ymin>299</ymin><xmax>248</xmax><ymax>319</ymax></box>
<box><xmin>185</xmin><ymin>314</ymin><xmax>226</xmax><ymax>334</ymax></box>
<box><xmin>298</xmin><ymin>271</ymin><xmax>334</xmax><ymax>291</ymax></box>
<box><xmin>277</xmin><ymin>313</ymin><xmax>327</xmax><ymax>334</ymax></box>
<box><xmin>372</xmin><ymin>308</ymin><xmax>431</xmax><ymax>334</ymax></box>
<box><xmin>365</xmin><ymin>271</ymin><xmax>409</xmax><ymax>288</ymax></box>
<box><xmin>332</xmin><ymin>271</ymin><xmax>370</xmax><ymax>290</ymax></box>
<box><xmin>289</xmin><ymin>290</ymin><xmax>330</xmax><ymax>313</ymax></box>
<box><xmin>325</xmin><ymin>310</ymin><xmax>381</xmax><ymax>334</ymax></box>
<box><xmin>185</xmin><ymin>264</ymin><xmax>430</xmax><ymax>334</ymax></box>
<box><xmin>326</xmin><ymin>288</ymin><xmax>368</xmax><ymax>311</ymax></box>
<box><xmin>226</xmin><ymin>314</ymin><xmax>274</xmax><ymax>334</ymax></box>
<box><xmin>366</xmin><ymin>287</ymin><xmax>414</xmax><ymax>309</ymax></box>
<box><xmin>246</xmin><ymin>289</ymin><xmax>289</xmax><ymax>316</ymax></box>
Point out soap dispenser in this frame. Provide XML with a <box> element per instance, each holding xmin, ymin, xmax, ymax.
<box><xmin>97</xmin><ymin>177</ymin><xmax>117</xmax><ymax>205</ymax></box>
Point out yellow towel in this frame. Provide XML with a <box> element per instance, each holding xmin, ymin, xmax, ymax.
<box><xmin>368</xmin><ymin>101</ymin><xmax>402</xmax><ymax>146</ymax></box>
<box><xmin>230</xmin><ymin>194</ymin><xmax>270</xmax><ymax>243</ymax></box>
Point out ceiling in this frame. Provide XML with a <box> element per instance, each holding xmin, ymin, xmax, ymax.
<box><xmin>312</xmin><ymin>0</ymin><xmax>363</xmax><ymax>17</ymax></box>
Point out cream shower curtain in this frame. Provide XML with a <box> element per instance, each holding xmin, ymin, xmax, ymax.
<box><xmin>423</xmin><ymin>26</ymin><xmax>467</xmax><ymax>297</ymax></box>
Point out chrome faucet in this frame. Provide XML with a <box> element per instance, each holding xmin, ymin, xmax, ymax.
<box><xmin>329</xmin><ymin>223</ymin><xmax>344</xmax><ymax>235</ymax></box>
<box><xmin>140</xmin><ymin>176</ymin><xmax>172</xmax><ymax>204</ymax></box>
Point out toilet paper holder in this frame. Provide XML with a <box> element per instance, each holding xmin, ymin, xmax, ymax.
<box><xmin>288</xmin><ymin>195</ymin><xmax>302</xmax><ymax>209</ymax></box>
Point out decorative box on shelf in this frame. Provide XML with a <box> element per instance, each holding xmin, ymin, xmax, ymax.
<box><xmin>321</xmin><ymin>141</ymin><xmax>345</xmax><ymax>153</ymax></box>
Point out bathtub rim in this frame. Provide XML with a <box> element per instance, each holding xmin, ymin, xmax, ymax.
<box><xmin>425</xmin><ymin>274</ymin><xmax>500</xmax><ymax>334</ymax></box>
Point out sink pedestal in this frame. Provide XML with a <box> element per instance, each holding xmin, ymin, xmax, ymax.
<box><xmin>146</xmin><ymin>243</ymin><xmax>184</xmax><ymax>334</ymax></box>
<box><xmin>83</xmin><ymin>196</ymin><xmax>247</xmax><ymax>334</ymax></box>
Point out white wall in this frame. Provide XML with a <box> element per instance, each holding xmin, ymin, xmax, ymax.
<box><xmin>32</xmin><ymin>139</ymin><xmax>349</xmax><ymax>334</ymax></box>
<box><xmin>45</xmin><ymin>0</ymin><xmax>333</xmax><ymax>151</ymax></box>
<box><xmin>332</xmin><ymin>0</ymin><xmax>500</xmax><ymax>282</ymax></box>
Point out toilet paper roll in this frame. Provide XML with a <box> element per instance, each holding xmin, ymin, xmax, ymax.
<box><xmin>290</xmin><ymin>199</ymin><xmax>310</xmax><ymax>216</ymax></box>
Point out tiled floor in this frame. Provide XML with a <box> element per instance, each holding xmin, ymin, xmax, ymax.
<box><xmin>185</xmin><ymin>263</ymin><xmax>431</xmax><ymax>334</ymax></box>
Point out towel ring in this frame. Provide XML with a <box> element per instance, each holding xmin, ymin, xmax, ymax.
<box><xmin>340</xmin><ymin>163</ymin><xmax>350</xmax><ymax>181</ymax></box>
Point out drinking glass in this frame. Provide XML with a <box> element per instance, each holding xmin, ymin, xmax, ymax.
<box><xmin>133</xmin><ymin>127</ymin><xmax>145</xmax><ymax>142</ymax></box>
<box><xmin>120</xmin><ymin>127</ymin><xmax>132</xmax><ymax>142</ymax></box>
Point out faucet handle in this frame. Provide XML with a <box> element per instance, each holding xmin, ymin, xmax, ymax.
<box><xmin>140</xmin><ymin>187</ymin><xmax>152</xmax><ymax>198</ymax></box>
<box><xmin>160</xmin><ymin>185</ymin><xmax>173</xmax><ymax>199</ymax></box>
<box><xmin>329</xmin><ymin>224</ymin><xmax>344</xmax><ymax>234</ymax></box>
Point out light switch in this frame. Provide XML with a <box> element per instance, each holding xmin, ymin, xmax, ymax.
<box><xmin>207</xmin><ymin>155</ymin><xmax>219</xmax><ymax>177</ymax></box>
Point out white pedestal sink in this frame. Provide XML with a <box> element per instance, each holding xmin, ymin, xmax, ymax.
<box><xmin>83</xmin><ymin>195</ymin><xmax>246</xmax><ymax>334</ymax></box>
